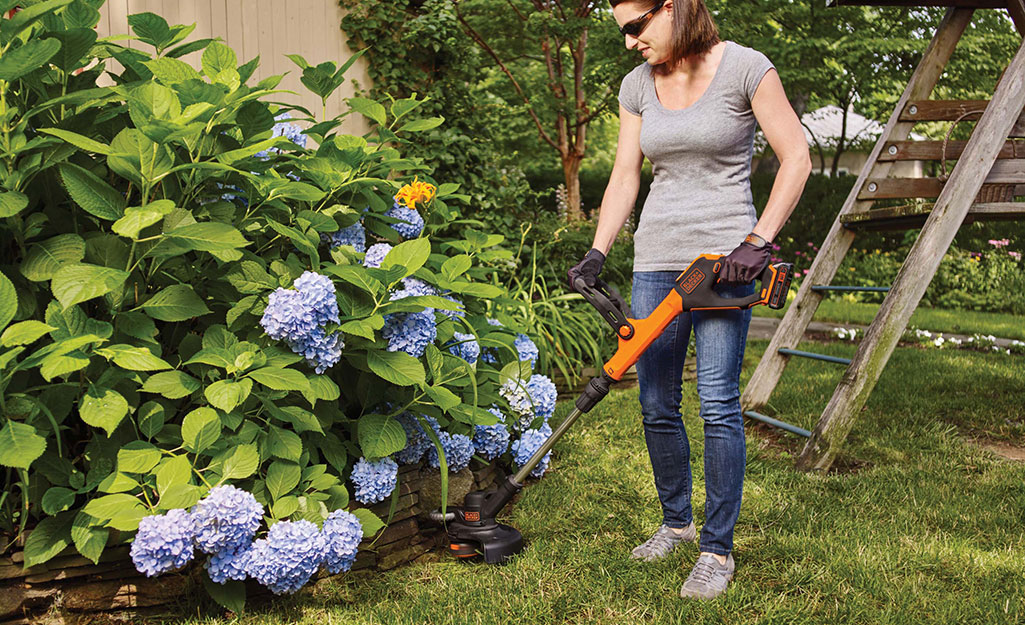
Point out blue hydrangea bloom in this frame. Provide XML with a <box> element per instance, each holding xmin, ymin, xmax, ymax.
<box><xmin>514</xmin><ymin>333</ymin><xmax>539</xmax><ymax>368</ymax></box>
<box><xmin>394</xmin><ymin>412</ymin><xmax>431</xmax><ymax>465</ymax></box>
<box><xmin>321</xmin><ymin>509</ymin><xmax>364</xmax><ymax>574</ymax></box>
<box><xmin>473</xmin><ymin>407</ymin><xmax>510</xmax><ymax>460</ymax></box>
<box><xmin>447</xmin><ymin>331</ymin><xmax>480</xmax><ymax>364</ymax></box>
<box><xmin>206</xmin><ymin>544</ymin><xmax>252</xmax><ymax>584</ymax></box>
<box><xmin>426</xmin><ymin>431</ymin><xmax>474</xmax><ymax>472</ymax></box>
<box><xmin>350</xmin><ymin>456</ymin><xmax>398</xmax><ymax>504</ymax></box>
<box><xmin>256</xmin><ymin>113</ymin><xmax>307</xmax><ymax>158</ymax></box>
<box><xmin>322</xmin><ymin>222</ymin><xmax>367</xmax><ymax>253</ymax></box>
<box><xmin>291</xmin><ymin>325</ymin><xmax>344</xmax><ymax>374</ymax></box>
<box><xmin>391</xmin><ymin>277</ymin><xmax>438</xmax><ymax>302</ymax></box>
<box><xmin>385</xmin><ymin>202</ymin><xmax>425</xmax><ymax>238</ymax></box>
<box><xmin>191</xmin><ymin>485</ymin><xmax>264</xmax><ymax>555</ymax></box>
<box><xmin>481</xmin><ymin>318</ymin><xmax>505</xmax><ymax>364</ymax></box>
<box><xmin>499</xmin><ymin>378</ymin><xmax>534</xmax><ymax>429</ymax></box>
<box><xmin>294</xmin><ymin>271</ymin><xmax>340</xmax><ymax>326</ymax></box>
<box><xmin>260</xmin><ymin>288</ymin><xmax>318</xmax><ymax>343</ymax></box>
<box><xmin>246</xmin><ymin>520</ymin><xmax>327</xmax><ymax>595</ymax></box>
<box><xmin>363</xmin><ymin>242</ymin><xmax>392</xmax><ymax>268</ymax></box>
<box><xmin>527</xmin><ymin>374</ymin><xmax>558</xmax><ymax>422</ymax></box>
<box><xmin>511</xmin><ymin>422</ymin><xmax>554</xmax><ymax>478</ymax></box>
<box><xmin>130</xmin><ymin>509</ymin><xmax>196</xmax><ymax>577</ymax></box>
<box><xmin>382</xmin><ymin>310</ymin><xmax>437</xmax><ymax>358</ymax></box>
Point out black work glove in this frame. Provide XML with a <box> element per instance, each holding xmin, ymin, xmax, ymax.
<box><xmin>567</xmin><ymin>248</ymin><xmax>606</xmax><ymax>291</ymax></box>
<box><xmin>720</xmin><ymin>235</ymin><xmax>771</xmax><ymax>285</ymax></box>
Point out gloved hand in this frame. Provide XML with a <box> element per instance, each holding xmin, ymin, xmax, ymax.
<box><xmin>720</xmin><ymin>235</ymin><xmax>771</xmax><ymax>285</ymax></box>
<box><xmin>567</xmin><ymin>248</ymin><xmax>606</xmax><ymax>291</ymax></box>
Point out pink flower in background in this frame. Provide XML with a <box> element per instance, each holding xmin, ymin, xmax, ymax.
<box><xmin>1010</xmin><ymin>251</ymin><xmax>1022</xmax><ymax>261</ymax></box>
<box><xmin>807</xmin><ymin>242</ymin><xmax>815</xmax><ymax>247</ymax></box>
<box><xmin>802</xmin><ymin>269</ymin><xmax>810</xmax><ymax>275</ymax></box>
<box><xmin>988</xmin><ymin>238</ymin><xmax>1009</xmax><ymax>248</ymax></box>
<box><xmin>771</xmin><ymin>257</ymin><xmax>782</xmax><ymax>263</ymax></box>
<box><xmin>771</xmin><ymin>243</ymin><xmax>781</xmax><ymax>251</ymax></box>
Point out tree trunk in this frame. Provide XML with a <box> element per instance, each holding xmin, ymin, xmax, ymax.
<box><xmin>561</xmin><ymin>152</ymin><xmax>584</xmax><ymax>222</ymax></box>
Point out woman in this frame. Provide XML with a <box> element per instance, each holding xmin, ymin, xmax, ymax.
<box><xmin>568</xmin><ymin>0</ymin><xmax>811</xmax><ymax>600</ymax></box>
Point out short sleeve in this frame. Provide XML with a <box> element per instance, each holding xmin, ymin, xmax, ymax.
<box><xmin>742</xmin><ymin>49</ymin><xmax>775</xmax><ymax>101</ymax></box>
<box><xmin>618</xmin><ymin>67</ymin><xmax>642</xmax><ymax>117</ymax></box>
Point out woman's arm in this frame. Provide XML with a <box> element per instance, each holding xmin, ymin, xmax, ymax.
<box><xmin>750</xmin><ymin>69</ymin><xmax>812</xmax><ymax>242</ymax></box>
<box><xmin>591</xmin><ymin>104</ymin><xmax>644</xmax><ymax>255</ymax></box>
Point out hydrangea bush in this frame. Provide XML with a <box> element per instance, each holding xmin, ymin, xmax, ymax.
<box><xmin>0</xmin><ymin>4</ymin><xmax>564</xmax><ymax>611</ymax></box>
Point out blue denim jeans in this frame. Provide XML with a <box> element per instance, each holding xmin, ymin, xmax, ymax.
<box><xmin>631</xmin><ymin>271</ymin><xmax>754</xmax><ymax>556</ymax></box>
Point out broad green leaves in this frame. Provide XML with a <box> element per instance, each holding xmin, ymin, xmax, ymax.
<box><xmin>0</xmin><ymin>421</ymin><xmax>47</xmax><ymax>469</ymax></box>
<box><xmin>141</xmin><ymin>285</ymin><xmax>210</xmax><ymax>321</ymax></box>
<box><xmin>51</xmin><ymin>264</ymin><xmax>128</xmax><ymax>309</ymax></box>
<box><xmin>79</xmin><ymin>386</ymin><xmax>129</xmax><ymax>436</ymax></box>
<box><xmin>58</xmin><ymin>163</ymin><xmax>126</xmax><ymax>221</ymax></box>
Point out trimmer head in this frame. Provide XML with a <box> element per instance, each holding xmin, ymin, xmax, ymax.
<box><xmin>435</xmin><ymin>479</ymin><xmax>525</xmax><ymax>564</ymax></box>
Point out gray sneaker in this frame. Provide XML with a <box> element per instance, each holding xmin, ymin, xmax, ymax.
<box><xmin>680</xmin><ymin>552</ymin><xmax>735</xmax><ymax>600</ymax></box>
<box><xmin>630</xmin><ymin>524</ymin><xmax>696</xmax><ymax>561</ymax></box>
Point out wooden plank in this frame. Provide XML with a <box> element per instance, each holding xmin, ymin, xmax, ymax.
<box><xmin>859</xmin><ymin>161</ymin><xmax>1025</xmax><ymax>198</ymax></box>
<box><xmin>877</xmin><ymin>139</ymin><xmax>1024</xmax><ymax>161</ymax></box>
<box><xmin>901</xmin><ymin>100</ymin><xmax>1025</xmax><ymax>134</ymax></box>
<box><xmin>1009</xmin><ymin>0</ymin><xmax>1025</xmax><ymax>36</ymax></box>
<box><xmin>841</xmin><ymin>201</ymin><xmax>1025</xmax><ymax>229</ymax></box>
<box><xmin>740</xmin><ymin>7</ymin><xmax>974</xmax><ymax>416</ymax></box>
<box><xmin>797</xmin><ymin>34</ymin><xmax>1025</xmax><ymax>473</ymax></box>
<box><xmin>828</xmin><ymin>0</ymin><xmax>1006</xmax><ymax>6</ymax></box>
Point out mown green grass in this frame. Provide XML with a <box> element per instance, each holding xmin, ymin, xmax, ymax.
<box><xmin>753</xmin><ymin>298</ymin><xmax>1025</xmax><ymax>340</ymax></box>
<box><xmin>179</xmin><ymin>340</ymin><xmax>1025</xmax><ymax>625</ymax></box>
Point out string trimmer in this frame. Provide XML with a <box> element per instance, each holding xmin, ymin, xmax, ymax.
<box><xmin>429</xmin><ymin>254</ymin><xmax>794</xmax><ymax>563</ymax></box>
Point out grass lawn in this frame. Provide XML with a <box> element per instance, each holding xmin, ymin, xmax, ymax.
<box><xmin>753</xmin><ymin>298</ymin><xmax>1025</xmax><ymax>341</ymax></box>
<box><xmin>183</xmin><ymin>340</ymin><xmax>1025</xmax><ymax>625</ymax></box>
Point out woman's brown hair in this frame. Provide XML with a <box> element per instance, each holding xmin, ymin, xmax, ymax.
<box><xmin>609</xmin><ymin>0</ymin><xmax>720</xmax><ymax>74</ymax></box>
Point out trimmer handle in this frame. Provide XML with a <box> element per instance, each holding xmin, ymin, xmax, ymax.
<box><xmin>573</xmin><ymin>276</ymin><xmax>635</xmax><ymax>339</ymax></box>
<box><xmin>676</xmin><ymin>254</ymin><xmax>793</xmax><ymax>311</ymax></box>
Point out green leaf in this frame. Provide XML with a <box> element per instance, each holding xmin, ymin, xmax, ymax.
<box><xmin>20</xmin><ymin>234</ymin><xmax>85</xmax><ymax>281</ymax></box>
<box><xmin>1</xmin><ymin>320</ymin><xmax>53</xmax><ymax>347</ymax></box>
<box><xmin>117</xmin><ymin>441</ymin><xmax>161</xmax><ymax>474</ymax></box>
<box><xmin>39</xmin><ymin>352</ymin><xmax>90</xmax><ymax>381</ymax></box>
<box><xmin>266</xmin><ymin>425</ymin><xmax>302</xmax><ymax>462</ymax></box>
<box><xmin>0</xmin><ymin>190</ymin><xmax>28</xmax><ymax>217</ymax></box>
<box><xmin>141</xmin><ymin>284</ymin><xmax>211</xmax><ymax>321</ymax></box>
<box><xmin>82</xmin><ymin>493</ymin><xmax>142</xmax><ymax>522</ymax></box>
<box><xmin>155</xmin><ymin>455</ymin><xmax>191</xmax><ymax>495</ymax></box>
<box><xmin>79</xmin><ymin>386</ymin><xmax>128</xmax><ymax>437</ymax></box>
<box><xmin>181</xmin><ymin>407</ymin><xmax>221</xmax><ymax>454</ymax></box>
<box><xmin>425</xmin><ymin>344</ymin><xmax>444</xmax><ymax>381</ymax></box>
<box><xmin>42</xmin><ymin>487</ymin><xmax>76</xmax><ymax>515</ymax></box>
<box><xmin>43</xmin><ymin>27</ymin><xmax>97</xmax><ymax>72</ymax></box>
<box><xmin>247</xmin><ymin>367</ymin><xmax>312</xmax><ymax>393</ymax></box>
<box><xmin>141</xmin><ymin>370</ymin><xmax>200</xmax><ymax>399</ymax></box>
<box><xmin>266</xmin><ymin>461</ymin><xmax>301</xmax><ymax>500</ymax></box>
<box><xmin>203</xmin><ymin>578</ymin><xmax>246</xmax><ymax>614</ymax></box>
<box><xmin>58</xmin><ymin>163</ymin><xmax>126</xmax><ymax>221</ymax></box>
<box><xmin>159</xmin><ymin>484</ymin><xmax>201</xmax><ymax>510</ymax></box>
<box><xmin>271</xmin><ymin>496</ymin><xmax>299</xmax><ymax>519</ymax></box>
<box><xmin>0</xmin><ymin>0</ymin><xmax>74</xmax><ymax>43</ymax></box>
<box><xmin>144</xmin><ymin>56</ymin><xmax>202</xmax><ymax>84</ymax></box>
<box><xmin>347</xmin><ymin>97</ymin><xmax>386</xmax><ymax>126</ymax></box>
<box><xmin>0</xmin><ymin>37</ymin><xmax>61</xmax><ymax>82</ymax></box>
<box><xmin>425</xmin><ymin>384</ymin><xmax>461</xmax><ymax>411</ymax></box>
<box><xmin>51</xmin><ymin>263</ymin><xmax>128</xmax><ymax>309</ymax></box>
<box><xmin>38</xmin><ymin>128</ymin><xmax>111</xmax><ymax>155</ymax></box>
<box><xmin>358</xmin><ymin>414</ymin><xmax>406</xmax><ymax>459</ymax></box>
<box><xmin>137</xmin><ymin>401</ymin><xmax>165</xmax><ymax>438</ymax></box>
<box><xmin>71</xmin><ymin>512</ymin><xmax>107</xmax><ymax>564</ymax></box>
<box><xmin>111</xmin><ymin>200</ymin><xmax>174</xmax><ymax>239</ymax></box>
<box><xmin>441</xmin><ymin>255</ymin><xmax>473</xmax><ymax>280</ymax></box>
<box><xmin>202</xmin><ymin>41</ymin><xmax>237</xmax><ymax>77</ymax></box>
<box><xmin>221</xmin><ymin>444</ymin><xmax>259</xmax><ymax>480</ymax></box>
<box><xmin>383</xmin><ymin>238</ymin><xmax>431</xmax><ymax>278</ymax></box>
<box><xmin>204</xmin><ymin>378</ymin><xmax>252</xmax><ymax>412</ymax></box>
<box><xmin>0</xmin><ymin>421</ymin><xmax>46</xmax><ymax>469</ymax></box>
<box><xmin>99</xmin><ymin>344</ymin><xmax>172</xmax><ymax>371</ymax></box>
<box><xmin>97</xmin><ymin>472</ymin><xmax>140</xmax><ymax>494</ymax></box>
<box><xmin>0</xmin><ymin>270</ymin><xmax>14</xmax><ymax>333</ymax></box>
<box><xmin>397</xmin><ymin>117</ymin><xmax>444</xmax><ymax>133</ymax></box>
<box><xmin>351</xmin><ymin>508</ymin><xmax>383</xmax><ymax>539</ymax></box>
<box><xmin>308</xmin><ymin>375</ymin><xmax>340</xmax><ymax>401</ymax></box>
<box><xmin>367</xmin><ymin>350</ymin><xmax>425</xmax><ymax>387</ymax></box>
<box><xmin>127</xmin><ymin>12</ymin><xmax>171</xmax><ymax>49</ymax></box>
<box><xmin>23</xmin><ymin>511</ymin><xmax>74</xmax><ymax>569</ymax></box>
<box><xmin>166</xmin><ymin>222</ymin><xmax>249</xmax><ymax>251</ymax></box>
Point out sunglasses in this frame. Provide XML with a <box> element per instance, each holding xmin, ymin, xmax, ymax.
<box><xmin>618</xmin><ymin>0</ymin><xmax>666</xmax><ymax>38</ymax></box>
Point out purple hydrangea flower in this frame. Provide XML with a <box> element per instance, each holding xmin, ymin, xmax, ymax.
<box><xmin>245</xmin><ymin>520</ymin><xmax>327</xmax><ymax>595</ymax></box>
<box><xmin>294</xmin><ymin>271</ymin><xmax>340</xmax><ymax>326</ymax></box>
<box><xmin>394</xmin><ymin>412</ymin><xmax>431</xmax><ymax>465</ymax></box>
<box><xmin>382</xmin><ymin>310</ymin><xmax>437</xmax><ymax>358</ymax></box>
<box><xmin>260</xmin><ymin>273</ymin><xmax>344</xmax><ymax>373</ymax></box>
<box><xmin>363</xmin><ymin>242</ymin><xmax>393</xmax><ymax>268</ymax></box>
<box><xmin>290</xmin><ymin>325</ymin><xmax>343</xmax><ymax>374</ymax></box>
<box><xmin>514</xmin><ymin>333</ymin><xmax>539</xmax><ymax>368</ymax></box>
<box><xmin>206</xmin><ymin>543</ymin><xmax>252</xmax><ymax>584</ymax></box>
<box><xmin>426</xmin><ymin>431</ymin><xmax>474</xmax><ymax>472</ymax></box>
<box><xmin>321</xmin><ymin>509</ymin><xmax>364</xmax><ymax>574</ymax></box>
<box><xmin>511</xmin><ymin>422</ymin><xmax>554</xmax><ymax>478</ymax></box>
<box><xmin>473</xmin><ymin>407</ymin><xmax>510</xmax><ymax>460</ymax></box>
<box><xmin>526</xmin><ymin>374</ymin><xmax>558</xmax><ymax>422</ymax></box>
<box><xmin>350</xmin><ymin>456</ymin><xmax>398</xmax><ymax>504</ymax></box>
<box><xmin>261</xmin><ymin>288</ymin><xmax>318</xmax><ymax>343</ymax></box>
<box><xmin>130</xmin><ymin>509</ymin><xmax>196</xmax><ymax>577</ymax></box>
<box><xmin>191</xmin><ymin>485</ymin><xmax>264</xmax><ymax>554</ymax></box>
<box><xmin>385</xmin><ymin>202</ymin><xmax>425</xmax><ymax>239</ymax></box>
<box><xmin>447</xmin><ymin>331</ymin><xmax>480</xmax><ymax>364</ymax></box>
<box><xmin>322</xmin><ymin>222</ymin><xmax>367</xmax><ymax>253</ymax></box>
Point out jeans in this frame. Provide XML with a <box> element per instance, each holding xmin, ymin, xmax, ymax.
<box><xmin>631</xmin><ymin>271</ymin><xmax>754</xmax><ymax>556</ymax></box>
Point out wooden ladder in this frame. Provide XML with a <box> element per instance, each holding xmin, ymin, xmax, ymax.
<box><xmin>741</xmin><ymin>1</ymin><xmax>1025</xmax><ymax>472</ymax></box>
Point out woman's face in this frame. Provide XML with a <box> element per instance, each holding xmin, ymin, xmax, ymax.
<box><xmin>613</xmin><ymin>0</ymin><xmax>673</xmax><ymax>65</ymax></box>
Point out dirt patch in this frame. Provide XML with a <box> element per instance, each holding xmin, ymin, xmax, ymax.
<box><xmin>973</xmin><ymin>439</ymin><xmax>1025</xmax><ymax>461</ymax></box>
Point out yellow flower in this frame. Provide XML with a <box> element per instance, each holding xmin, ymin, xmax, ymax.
<box><xmin>394</xmin><ymin>177</ymin><xmax>436</xmax><ymax>209</ymax></box>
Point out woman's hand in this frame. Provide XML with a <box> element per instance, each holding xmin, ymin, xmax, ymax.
<box><xmin>567</xmin><ymin>248</ymin><xmax>606</xmax><ymax>291</ymax></box>
<box><xmin>720</xmin><ymin>235</ymin><xmax>770</xmax><ymax>285</ymax></box>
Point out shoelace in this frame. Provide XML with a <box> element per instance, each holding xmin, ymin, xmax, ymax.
<box><xmin>638</xmin><ymin>528</ymin><xmax>681</xmax><ymax>554</ymax></box>
<box><xmin>688</xmin><ymin>560</ymin><xmax>717</xmax><ymax>585</ymax></box>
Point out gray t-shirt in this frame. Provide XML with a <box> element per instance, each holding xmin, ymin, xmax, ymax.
<box><xmin>618</xmin><ymin>41</ymin><xmax>775</xmax><ymax>272</ymax></box>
